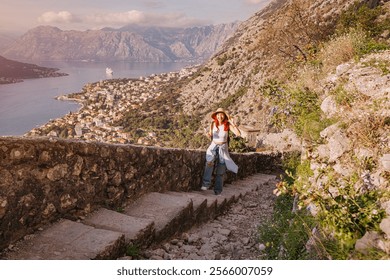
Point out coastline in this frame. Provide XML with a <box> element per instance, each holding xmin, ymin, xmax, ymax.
<box><xmin>0</xmin><ymin>72</ymin><xmax>68</xmax><ymax>85</ymax></box>
<box><xmin>26</xmin><ymin>66</ymin><xmax>200</xmax><ymax>144</ymax></box>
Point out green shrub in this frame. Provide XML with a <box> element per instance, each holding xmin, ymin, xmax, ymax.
<box><xmin>126</xmin><ymin>244</ymin><xmax>140</xmax><ymax>258</ymax></box>
<box><xmin>228</xmin><ymin>132</ymin><xmax>254</xmax><ymax>153</ymax></box>
<box><xmin>273</xmin><ymin>157</ymin><xmax>387</xmax><ymax>259</ymax></box>
<box><xmin>365</xmin><ymin>59</ymin><xmax>390</xmax><ymax>75</ymax></box>
<box><xmin>260</xmin><ymin>80</ymin><xmax>332</xmax><ymax>141</ymax></box>
<box><xmin>216</xmin><ymin>54</ymin><xmax>230</xmax><ymax>66</ymax></box>
<box><xmin>216</xmin><ymin>87</ymin><xmax>247</xmax><ymax>109</ymax></box>
<box><xmin>330</xmin><ymin>85</ymin><xmax>356</xmax><ymax>107</ymax></box>
<box><xmin>282</xmin><ymin>151</ymin><xmax>301</xmax><ymax>177</ymax></box>
<box><xmin>337</xmin><ymin>2</ymin><xmax>390</xmax><ymax>38</ymax></box>
<box><xmin>316</xmin><ymin>177</ymin><xmax>386</xmax><ymax>255</ymax></box>
<box><xmin>355</xmin><ymin>38</ymin><xmax>390</xmax><ymax>57</ymax></box>
<box><xmin>258</xmin><ymin>194</ymin><xmax>315</xmax><ymax>260</ymax></box>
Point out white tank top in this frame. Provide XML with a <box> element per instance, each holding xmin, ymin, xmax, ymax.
<box><xmin>212</xmin><ymin>124</ymin><xmax>228</xmax><ymax>142</ymax></box>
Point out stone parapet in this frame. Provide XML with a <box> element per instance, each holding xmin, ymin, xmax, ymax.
<box><xmin>0</xmin><ymin>136</ymin><xmax>282</xmax><ymax>250</ymax></box>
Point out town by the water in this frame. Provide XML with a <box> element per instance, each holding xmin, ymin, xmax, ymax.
<box><xmin>26</xmin><ymin>66</ymin><xmax>200</xmax><ymax>145</ymax></box>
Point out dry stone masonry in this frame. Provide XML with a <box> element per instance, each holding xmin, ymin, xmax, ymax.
<box><xmin>0</xmin><ymin>136</ymin><xmax>283</xmax><ymax>252</ymax></box>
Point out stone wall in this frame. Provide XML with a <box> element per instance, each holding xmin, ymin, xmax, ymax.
<box><xmin>0</xmin><ymin>136</ymin><xmax>282</xmax><ymax>251</ymax></box>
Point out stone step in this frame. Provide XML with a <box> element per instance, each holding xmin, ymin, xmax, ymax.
<box><xmin>83</xmin><ymin>208</ymin><xmax>155</xmax><ymax>247</ymax></box>
<box><xmin>123</xmin><ymin>192</ymin><xmax>194</xmax><ymax>243</ymax></box>
<box><xmin>165</xmin><ymin>191</ymin><xmax>209</xmax><ymax>224</ymax></box>
<box><xmin>2</xmin><ymin>173</ymin><xmax>277</xmax><ymax>260</ymax></box>
<box><xmin>4</xmin><ymin>219</ymin><xmax>125</xmax><ymax>260</ymax></box>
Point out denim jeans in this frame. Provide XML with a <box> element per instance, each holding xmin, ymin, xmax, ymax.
<box><xmin>202</xmin><ymin>147</ymin><xmax>227</xmax><ymax>194</ymax></box>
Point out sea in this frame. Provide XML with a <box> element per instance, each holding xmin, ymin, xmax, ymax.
<box><xmin>0</xmin><ymin>61</ymin><xmax>190</xmax><ymax>136</ymax></box>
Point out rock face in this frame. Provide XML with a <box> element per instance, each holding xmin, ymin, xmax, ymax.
<box><xmin>2</xmin><ymin>23</ymin><xmax>239</xmax><ymax>62</ymax></box>
<box><xmin>310</xmin><ymin>51</ymin><xmax>390</xmax><ymax>256</ymax></box>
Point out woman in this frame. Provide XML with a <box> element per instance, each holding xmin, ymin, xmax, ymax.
<box><xmin>201</xmin><ymin>108</ymin><xmax>241</xmax><ymax>195</ymax></box>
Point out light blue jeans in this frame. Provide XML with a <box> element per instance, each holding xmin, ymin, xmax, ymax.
<box><xmin>202</xmin><ymin>146</ymin><xmax>226</xmax><ymax>194</ymax></box>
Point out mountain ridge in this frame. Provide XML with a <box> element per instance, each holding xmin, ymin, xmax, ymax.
<box><xmin>1</xmin><ymin>23</ymin><xmax>239</xmax><ymax>63</ymax></box>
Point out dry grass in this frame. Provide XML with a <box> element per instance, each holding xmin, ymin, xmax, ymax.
<box><xmin>348</xmin><ymin>114</ymin><xmax>388</xmax><ymax>148</ymax></box>
<box><xmin>290</xmin><ymin>64</ymin><xmax>323</xmax><ymax>93</ymax></box>
<box><xmin>289</xmin><ymin>29</ymin><xmax>371</xmax><ymax>93</ymax></box>
<box><xmin>318</xmin><ymin>29</ymin><xmax>368</xmax><ymax>73</ymax></box>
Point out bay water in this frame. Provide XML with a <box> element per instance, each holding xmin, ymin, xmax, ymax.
<box><xmin>0</xmin><ymin>61</ymin><xmax>190</xmax><ymax>136</ymax></box>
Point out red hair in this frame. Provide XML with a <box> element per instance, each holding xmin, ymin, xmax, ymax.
<box><xmin>212</xmin><ymin>116</ymin><xmax>229</xmax><ymax>131</ymax></box>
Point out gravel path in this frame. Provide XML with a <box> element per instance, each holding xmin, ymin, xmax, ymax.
<box><xmin>129</xmin><ymin>177</ymin><xmax>279</xmax><ymax>260</ymax></box>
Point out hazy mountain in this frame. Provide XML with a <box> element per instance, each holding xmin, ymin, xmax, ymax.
<box><xmin>1</xmin><ymin>23</ymin><xmax>239</xmax><ymax>63</ymax></box>
<box><xmin>0</xmin><ymin>33</ymin><xmax>17</xmax><ymax>52</ymax></box>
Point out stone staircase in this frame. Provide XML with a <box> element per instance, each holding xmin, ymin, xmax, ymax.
<box><xmin>2</xmin><ymin>173</ymin><xmax>277</xmax><ymax>260</ymax></box>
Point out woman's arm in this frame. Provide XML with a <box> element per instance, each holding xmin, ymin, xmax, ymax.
<box><xmin>204</xmin><ymin>122</ymin><xmax>213</xmax><ymax>139</ymax></box>
<box><xmin>228</xmin><ymin>117</ymin><xmax>241</xmax><ymax>137</ymax></box>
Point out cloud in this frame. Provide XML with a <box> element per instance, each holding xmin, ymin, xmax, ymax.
<box><xmin>88</xmin><ymin>10</ymin><xmax>146</xmax><ymax>25</ymax></box>
<box><xmin>36</xmin><ymin>9</ymin><xmax>210</xmax><ymax>30</ymax></box>
<box><xmin>143</xmin><ymin>1</ymin><xmax>165</xmax><ymax>9</ymax></box>
<box><xmin>87</xmin><ymin>10</ymin><xmax>208</xmax><ymax>28</ymax></box>
<box><xmin>38</xmin><ymin>11</ymin><xmax>80</xmax><ymax>24</ymax></box>
<box><xmin>245</xmin><ymin>0</ymin><xmax>270</xmax><ymax>4</ymax></box>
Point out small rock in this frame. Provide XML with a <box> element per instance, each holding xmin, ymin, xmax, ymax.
<box><xmin>181</xmin><ymin>232</ymin><xmax>190</xmax><ymax>242</ymax></box>
<box><xmin>355</xmin><ymin>231</ymin><xmax>381</xmax><ymax>254</ymax></box>
<box><xmin>170</xmin><ymin>239</ymin><xmax>179</xmax><ymax>245</ymax></box>
<box><xmin>380</xmin><ymin>217</ymin><xmax>390</xmax><ymax>237</ymax></box>
<box><xmin>161</xmin><ymin>243</ymin><xmax>170</xmax><ymax>253</ymax></box>
<box><xmin>380</xmin><ymin>154</ymin><xmax>390</xmax><ymax>171</ymax></box>
<box><xmin>241</xmin><ymin>237</ymin><xmax>250</xmax><ymax>245</ymax></box>
<box><xmin>258</xmin><ymin>243</ymin><xmax>266</xmax><ymax>251</ymax></box>
<box><xmin>188</xmin><ymin>234</ymin><xmax>200</xmax><ymax>244</ymax></box>
<box><xmin>153</xmin><ymin>248</ymin><xmax>166</xmax><ymax>257</ymax></box>
<box><xmin>219</xmin><ymin>228</ymin><xmax>231</xmax><ymax>236</ymax></box>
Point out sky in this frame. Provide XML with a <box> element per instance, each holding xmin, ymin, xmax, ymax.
<box><xmin>0</xmin><ymin>0</ymin><xmax>272</xmax><ymax>35</ymax></box>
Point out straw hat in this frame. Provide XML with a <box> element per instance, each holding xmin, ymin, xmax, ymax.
<box><xmin>211</xmin><ymin>108</ymin><xmax>229</xmax><ymax>119</ymax></box>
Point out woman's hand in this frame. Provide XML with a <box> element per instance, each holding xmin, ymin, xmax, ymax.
<box><xmin>204</xmin><ymin>127</ymin><xmax>211</xmax><ymax>138</ymax></box>
<box><xmin>228</xmin><ymin>117</ymin><xmax>237</xmax><ymax>127</ymax></box>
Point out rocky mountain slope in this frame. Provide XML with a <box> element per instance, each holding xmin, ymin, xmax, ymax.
<box><xmin>179</xmin><ymin>0</ymin><xmax>358</xmax><ymax>128</ymax></box>
<box><xmin>1</xmin><ymin>23</ymin><xmax>238</xmax><ymax>63</ymax></box>
<box><xmin>0</xmin><ymin>34</ymin><xmax>16</xmax><ymax>53</ymax></box>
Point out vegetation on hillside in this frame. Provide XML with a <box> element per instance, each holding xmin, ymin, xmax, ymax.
<box><xmin>257</xmin><ymin>1</ymin><xmax>390</xmax><ymax>260</ymax></box>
